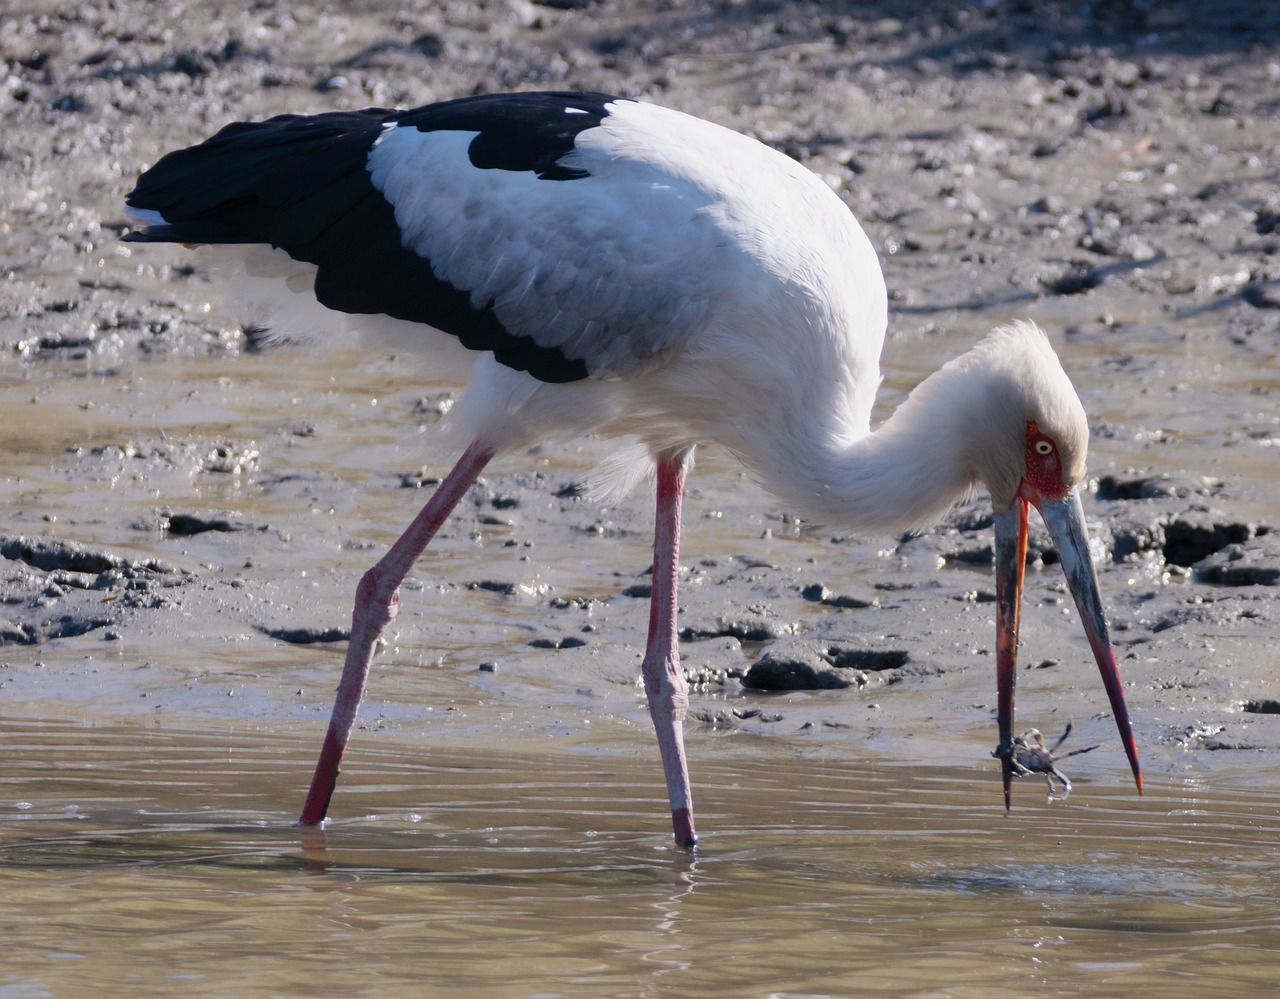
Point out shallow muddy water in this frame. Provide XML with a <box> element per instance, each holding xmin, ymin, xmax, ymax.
<box><xmin>2</xmin><ymin>720</ymin><xmax>1278</xmax><ymax>998</ymax></box>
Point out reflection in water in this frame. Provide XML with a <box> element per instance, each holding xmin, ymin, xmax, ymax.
<box><xmin>1</xmin><ymin>721</ymin><xmax>1278</xmax><ymax>996</ymax></box>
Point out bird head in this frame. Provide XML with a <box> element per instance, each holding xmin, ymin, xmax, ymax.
<box><xmin>945</xmin><ymin>320</ymin><xmax>1089</xmax><ymax>512</ymax></box>
<box><xmin>929</xmin><ymin>320</ymin><xmax>1142</xmax><ymax>806</ymax></box>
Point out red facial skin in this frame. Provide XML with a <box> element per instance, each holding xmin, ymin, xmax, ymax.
<box><xmin>1020</xmin><ymin>420</ymin><xmax>1071</xmax><ymax>503</ymax></box>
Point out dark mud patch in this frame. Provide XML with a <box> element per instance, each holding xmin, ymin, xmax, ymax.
<box><xmin>261</xmin><ymin>626</ymin><xmax>350</xmax><ymax>645</ymax></box>
<box><xmin>1095</xmin><ymin>474</ymin><xmax>1205</xmax><ymax>502</ymax></box>
<box><xmin>741</xmin><ymin>639</ymin><xmax>881</xmax><ymax>691</ymax></box>
<box><xmin>689</xmin><ymin>706</ymin><xmax>784</xmax><ymax>729</ymax></box>
<box><xmin>161</xmin><ymin>511</ymin><xmax>259</xmax><ymax>536</ymax></box>
<box><xmin>528</xmin><ymin>635</ymin><xmax>588</xmax><ymax>650</ymax></box>
<box><xmin>0</xmin><ymin>535</ymin><xmax>179</xmax><ymax>578</ymax></box>
<box><xmin>801</xmin><ymin>584</ymin><xmax>876</xmax><ymax>610</ymax></box>
<box><xmin>1098</xmin><ymin>508</ymin><xmax>1273</xmax><ymax>572</ymax></box>
<box><xmin>743</xmin><ymin>654</ymin><xmax>858</xmax><ymax>691</ymax></box>
<box><xmin>0</xmin><ymin>614</ymin><xmax>114</xmax><ymax>646</ymax></box>
<box><xmin>1164</xmin><ymin>516</ymin><xmax>1268</xmax><ymax>568</ymax></box>
<box><xmin>827</xmin><ymin>647</ymin><xmax>911</xmax><ymax>672</ymax></box>
<box><xmin>1194</xmin><ymin>544</ymin><xmax>1280</xmax><ymax>587</ymax></box>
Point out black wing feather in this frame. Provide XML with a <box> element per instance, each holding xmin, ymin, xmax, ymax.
<box><xmin>123</xmin><ymin>93</ymin><xmax>624</xmax><ymax>382</ymax></box>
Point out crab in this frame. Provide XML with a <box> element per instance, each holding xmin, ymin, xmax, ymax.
<box><xmin>999</xmin><ymin>723</ymin><xmax>1100</xmax><ymax>801</ymax></box>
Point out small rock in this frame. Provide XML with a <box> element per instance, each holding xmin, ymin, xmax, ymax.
<box><xmin>467</xmin><ymin>580</ymin><xmax>518</xmax><ymax>596</ymax></box>
<box><xmin>1194</xmin><ymin>539</ymin><xmax>1280</xmax><ymax>587</ymax></box>
<box><xmin>742</xmin><ymin>640</ymin><xmax>863</xmax><ymax>690</ymax></box>
<box><xmin>263</xmin><ymin>626</ymin><xmax>350</xmax><ymax>644</ymax></box>
<box><xmin>1045</xmin><ymin>261</ymin><xmax>1105</xmax><ymax>295</ymax></box>
<box><xmin>801</xmin><ymin>583</ymin><xmax>874</xmax><ymax>608</ymax></box>
<box><xmin>528</xmin><ymin>636</ymin><xmax>587</xmax><ymax>649</ymax></box>
<box><xmin>164</xmin><ymin>512</ymin><xmax>249</xmax><ymax>535</ymax></box>
<box><xmin>1165</xmin><ymin>515</ymin><xmax>1261</xmax><ymax>567</ymax></box>
<box><xmin>826</xmin><ymin>646</ymin><xmax>909</xmax><ymax>671</ymax></box>
<box><xmin>680</xmin><ymin>616</ymin><xmax>784</xmax><ymax>643</ymax></box>
<box><xmin>1095</xmin><ymin>473</ymin><xmax>1200</xmax><ymax>501</ymax></box>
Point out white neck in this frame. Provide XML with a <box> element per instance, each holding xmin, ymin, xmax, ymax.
<box><xmin>732</xmin><ymin>320</ymin><xmax>1082</xmax><ymax>535</ymax></box>
<box><xmin>738</xmin><ymin>381</ymin><xmax>980</xmax><ymax>534</ymax></box>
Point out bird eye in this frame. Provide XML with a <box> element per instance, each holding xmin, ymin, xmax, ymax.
<box><xmin>1035</xmin><ymin>440</ymin><xmax>1054</xmax><ymax>456</ymax></box>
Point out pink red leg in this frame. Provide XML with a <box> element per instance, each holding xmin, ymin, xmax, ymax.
<box><xmin>643</xmin><ymin>448</ymin><xmax>698</xmax><ymax>848</ymax></box>
<box><xmin>298</xmin><ymin>442</ymin><xmax>494</xmax><ymax>825</ymax></box>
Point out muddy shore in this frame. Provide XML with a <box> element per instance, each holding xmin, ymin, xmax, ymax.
<box><xmin>1</xmin><ymin>0</ymin><xmax>1278</xmax><ymax>806</ymax></box>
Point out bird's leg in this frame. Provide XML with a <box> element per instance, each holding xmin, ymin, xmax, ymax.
<box><xmin>298</xmin><ymin>441</ymin><xmax>495</xmax><ymax>825</ymax></box>
<box><xmin>643</xmin><ymin>447</ymin><xmax>698</xmax><ymax>849</ymax></box>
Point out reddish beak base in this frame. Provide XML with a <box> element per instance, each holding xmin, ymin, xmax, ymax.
<box><xmin>992</xmin><ymin>501</ymin><xmax>1028</xmax><ymax>810</ymax></box>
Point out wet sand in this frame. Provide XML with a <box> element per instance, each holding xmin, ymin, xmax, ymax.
<box><xmin>2</xmin><ymin>0</ymin><xmax>1279</xmax><ymax>819</ymax></box>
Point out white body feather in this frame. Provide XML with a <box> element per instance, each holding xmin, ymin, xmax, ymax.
<box><xmin>139</xmin><ymin>99</ymin><xmax>1089</xmax><ymax>534</ymax></box>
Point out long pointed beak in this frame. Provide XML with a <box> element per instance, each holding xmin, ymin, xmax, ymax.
<box><xmin>992</xmin><ymin>501</ymin><xmax>1027</xmax><ymax>810</ymax></box>
<box><xmin>992</xmin><ymin>489</ymin><xmax>1143</xmax><ymax>808</ymax></box>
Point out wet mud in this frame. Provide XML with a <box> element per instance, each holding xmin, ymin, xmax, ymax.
<box><xmin>2</xmin><ymin>0</ymin><xmax>1279</xmax><ymax>799</ymax></box>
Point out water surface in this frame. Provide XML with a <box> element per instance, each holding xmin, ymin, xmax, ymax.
<box><xmin>3</xmin><ymin>721</ymin><xmax>1277</xmax><ymax>997</ymax></box>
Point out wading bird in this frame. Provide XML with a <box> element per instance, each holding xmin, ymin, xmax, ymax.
<box><xmin>124</xmin><ymin>91</ymin><xmax>1142</xmax><ymax>848</ymax></box>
